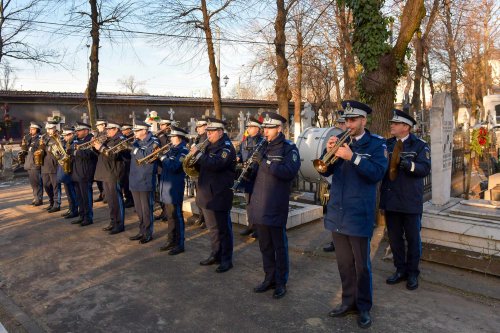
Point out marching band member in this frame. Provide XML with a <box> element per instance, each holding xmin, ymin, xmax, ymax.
<box><xmin>155</xmin><ymin>119</ymin><xmax>172</xmax><ymax>222</ymax></box>
<box><xmin>236</xmin><ymin>116</ymin><xmax>263</xmax><ymax>238</ymax></box>
<box><xmin>195</xmin><ymin>118</ymin><xmax>236</xmax><ymax>273</ymax></box>
<box><xmin>247</xmin><ymin>112</ymin><xmax>300</xmax><ymax>299</ymax></box>
<box><xmin>58</xmin><ymin>126</ymin><xmax>79</xmax><ymax>219</ymax></box>
<box><xmin>319</xmin><ymin>100</ymin><xmax>387</xmax><ymax>329</ymax></box>
<box><xmin>158</xmin><ymin>126</ymin><xmax>189</xmax><ymax>255</ymax></box>
<box><xmin>22</xmin><ymin>122</ymin><xmax>44</xmax><ymax>206</ymax></box>
<box><xmin>70</xmin><ymin>122</ymin><xmax>98</xmax><ymax>226</ymax></box>
<box><xmin>192</xmin><ymin>119</ymin><xmax>207</xmax><ymax>228</ymax></box>
<box><xmin>94</xmin><ymin>119</ymin><xmax>107</xmax><ymax>202</ymax></box>
<box><xmin>380</xmin><ymin>110</ymin><xmax>431</xmax><ymax>291</ymax></box>
<box><xmin>41</xmin><ymin>122</ymin><xmax>62</xmax><ymax>213</ymax></box>
<box><xmin>93</xmin><ymin>121</ymin><xmax>127</xmax><ymax>235</ymax></box>
<box><xmin>120</xmin><ymin>123</ymin><xmax>134</xmax><ymax>208</ymax></box>
<box><xmin>129</xmin><ymin>120</ymin><xmax>159</xmax><ymax>244</ymax></box>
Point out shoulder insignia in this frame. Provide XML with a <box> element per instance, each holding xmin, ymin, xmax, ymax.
<box><xmin>425</xmin><ymin>149</ymin><xmax>430</xmax><ymax>160</ymax></box>
<box><xmin>371</xmin><ymin>134</ymin><xmax>384</xmax><ymax>140</ymax></box>
<box><xmin>225</xmin><ymin>140</ymin><xmax>231</xmax><ymax>146</ymax></box>
<box><xmin>384</xmin><ymin>148</ymin><xmax>388</xmax><ymax>159</ymax></box>
<box><xmin>419</xmin><ymin>138</ymin><xmax>427</xmax><ymax>143</ymax></box>
<box><xmin>221</xmin><ymin>150</ymin><xmax>228</xmax><ymax>159</ymax></box>
<box><xmin>292</xmin><ymin>150</ymin><xmax>298</xmax><ymax>162</ymax></box>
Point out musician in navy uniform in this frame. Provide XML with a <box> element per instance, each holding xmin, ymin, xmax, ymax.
<box><xmin>57</xmin><ymin>126</ymin><xmax>79</xmax><ymax>219</ymax></box>
<box><xmin>22</xmin><ymin>122</ymin><xmax>44</xmax><ymax>206</ymax></box>
<box><xmin>192</xmin><ymin>119</ymin><xmax>208</xmax><ymax>228</ymax></box>
<box><xmin>247</xmin><ymin>112</ymin><xmax>301</xmax><ymax>299</ymax></box>
<box><xmin>194</xmin><ymin>118</ymin><xmax>236</xmax><ymax>273</ymax></box>
<box><xmin>236</xmin><ymin>116</ymin><xmax>263</xmax><ymax>238</ymax></box>
<box><xmin>41</xmin><ymin>122</ymin><xmax>62</xmax><ymax>213</ymax></box>
<box><xmin>158</xmin><ymin>126</ymin><xmax>189</xmax><ymax>255</ymax></box>
<box><xmin>120</xmin><ymin>124</ymin><xmax>134</xmax><ymax>208</ymax></box>
<box><xmin>380</xmin><ymin>109</ymin><xmax>431</xmax><ymax>291</ymax></box>
<box><xmin>155</xmin><ymin>119</ymin><xmax>171</xmax><ymax>222</ymax></box>
<box><xmin>93</xmin><ymin>121</ymin><xmax>127</xmax><ymax>235</ymax></box>
<box><xmin>319</xmin><ymin>100</ymin><xmax>387</xmax><ymax>329</ymax></box>
<box><xmin>129</xmin><ymin>121</ymin><xmax>159</xmax><ymax>244</ymax></box>
<box><xmin>94</xmin><ymin>119</ymin><xmax>107</xmax><ymax>202</ymax></box>
<box><xmin>70</xmin><ymin>122</ymin><xmax>98</xmax><ymax>226</ymax></box>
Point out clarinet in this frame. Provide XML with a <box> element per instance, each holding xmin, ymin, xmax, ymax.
<box><xmin>231</xmin><ymin>138</ymin><xmax>267</xmax><ymax>192</ymax></box>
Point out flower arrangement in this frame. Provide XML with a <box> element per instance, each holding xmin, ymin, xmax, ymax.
<box><xmin>52</xmin><ymin>115</ymin><xmax>61</xmax><ymax>123</ymax></box>
<box><xmin>148</xmin><ymin>116</ymin><xmax>160</xmax><ymax>122</ymax></box>
<box><xmin>471</xmin><ymin>126</ymin><xmax>490</xmax><ymax>157</ymax></box>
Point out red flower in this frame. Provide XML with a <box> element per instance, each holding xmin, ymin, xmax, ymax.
<box><xmin>478</xmin><ymin>137</ymin><xmax>487</xmax><ymax>146</ymax></box>
<box><xmin>479</xmin><ymin>127</ymin><xmax>487</xmax><ymax>136</ymax></box>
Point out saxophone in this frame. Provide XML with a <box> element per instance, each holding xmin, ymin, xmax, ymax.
<box><xmin>182</xmin><ymin>138</ymin><xmax>209</xmax><ymax>178</ymax></box>
<box><xmin>49</xmin><ymin>134</ymin><xmax>72</xmax><ymax>174</ymax></box>
<box><xmin>33</xmin><ymin>135</ymin><xmax>46</xmax><ymax>167</ymax></box>
<box><xmin>18</xmin><ymin>135</ymin><xmax>28</xmax><ymax>165</ymax></box>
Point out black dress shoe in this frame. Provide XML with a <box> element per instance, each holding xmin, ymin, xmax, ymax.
<box><xmin>253</xmin><ymin>281</ymin><xmax>276</xmax><ymax>293</ymax></box>
<box><xmin>64</xmin><ymin>212</ymin><xmax>79</xmax><ymax>219</ymax></box>
<box><xmin>357</xmin><ymin>310</ymin><xmax>372</xmax><ymax>329</ymax></box>
<box><xmin>328</xmin><ymin>304</ymin><xmax>358</xmax><ymax>317</ymax></box>
<box><xmin>103</xmin><ymin>224</ymin><xmax>114</xmax><ymax>231</ymax></box>
<box><xmin>159</xmin><ymin>242</ymin><xmax>176</xmax><ymax>252</ymax></box>
<box><xmin>129</xmin><ymin>233</ymin><xmax>143</xmax><ymax>241</ymax></box>
<box><xmin>48</xmin><ymin>206</ymin><xmax>60</xmax><ymax>213</ymax></box>
<box><xmin>240</xmin><ymin>228</ymin><xmax>253</xmax><ymax>236</ymax></box>
<box><xmin>323</xmin><ymin>242</ymin><xmax>335</xmax><ymax>252</ymax></box>
<box><xmin>71</xmin><ymin>217</ymin><xmax>83</xmax><ymax>224</ymax></box>
<box><xmin>250</xmin><ymin>231</ymin><xmax>258</xmax><ymax>239</ymax></box>
<box><xmin>168</xmin><ymin>246</ymin><xmax>185</xmax><ymax>255</ymax></box>
<box><xmin>124</xmin><ymin>201</ymin><xmax>134</xmax><ymax>208</ymax></box>
<box><xmin>272</xmin><ymin>285</ymin><xmax>287</xmax><ymax>299</ymax></box>
<box><xmin>386</xmin><ymin>271</ymin><xmax>408</xmax><ymax>285</ymax></box>
<box><xmin>200</xmin><ymin>255</ymin><xmax>219</xmax><ymax>266</ymax></box>
<box><xmin>406</xmin><ymin>275</ymin><xmax>419</xmax><ymax>290</ymax></box>
<box><xmin>215</xmin><ymin>262</ymin><xmax>233</xmax><ymax>273</ymax></box>
<box><xmin>200</xmin><ymin>222</ymin><xmax>206</xmax><ymax>229</ymax></box>
<box><xmin>45</xmin><ymin>205</ymin><xmax>53</xmax><ymax>211</ymax></box>
<box><xmin>80</xmin><ymin>221</ymin><xmax>93</xmax><ymax>227</ymax></box>
<box><xmin>33</xmin><ymin>201</ymin><xmax>43</xmax><ymax>207</ymax></box>
<box><xmin>140</xmin><ymin>234</ymin><xmax>153</xmax><ymax>244</ymax></box>
<box><xmin>193</xmin><ymin>218</ymin><xmax>204</xmax><ymax>226</ymax></box>
<box><xmin>61</xmin><ymin>209</ymin><xmax>71</xmax><ymax>217</ymax></box>
<box><xmin>109</xmin><ymin>227</ymin><xmax>124</xmax><ymax>235</ymax></box>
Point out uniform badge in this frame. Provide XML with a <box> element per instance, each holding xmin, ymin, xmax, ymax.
<box><xmin>221</xmin><ymin>151</ymin><xmax>228</xmax><ymax>159</ymax></box>
<box><xmin>384</xmin><ymin>149</ymin><xmax>388</xmax><ymax>159</ymax></box>
<box><xmin>292</xmin><ymin>151</ymin><xmax>298</xmax><ymax>162</ymax></box>
<box><xmin>426</xmin><ymin>150</ymin><xmax>430</xmax><ymax>160</ymax></box>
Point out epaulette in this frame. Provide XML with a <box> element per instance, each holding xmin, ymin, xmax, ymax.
<box><xmin>225</xmin><ymin>140</ymin><xmax>232</xmax><ymax>146</ymax></box>
<box><xmin>284</xmin><ymin>139</ymin><xmax>294</xmax><ymax>145</ymax></box>
<box><xmin>418</xmin><ymin>138</ymin><xmax>427</xmax><ymax>143</ymax></box>
<box><xmin>371</xmin><ymin>134</ymin><xmax>385</xmax><ymax>140</ymax></box>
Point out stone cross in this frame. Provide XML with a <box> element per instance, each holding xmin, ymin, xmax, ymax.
<box><xmin>144</xmin><ymin>108</ymin><xmax>150</xmax><ymax>119</ymax></box>
<box><xmin>81</xmin><ymin>113</ymin><xmax>89</xmax><ymax>124</ymax></box>
<box><xmin>430</xmin><ymin>93</ymin><xmax>453</xmax><ymax>205</ymax></box>
<box><xmin>236</xmin><ymin>111</ymin><xmax>246</xmax><ymax>140</ymax></box>
<box><xmin>187</xmin><ymin>117</ymin><xmax>197</xmax><ymax>136</ymax></box>
<box><xmin>222</xmin><ymin>114</ymin><xmax>226</xmax><ymax>121</ymax></box>
<box><xmin>205</xmin><ymin>109</ymin><xmax>211</xmax><ymax>117</ymax></box>
<box><xmin>246</xmin><ymin>111</ymin><xmax>251</xmax><ymax>120</ymax></box>
<box><xmin>212</xmin><ymin>109</ymin><xmax>216</xmax><ymax>117</ymax></box>
<box><xmin>129</xmin><ymin>111</ymin><xmax>136</xmax><ymax>126</ymax></box>
<box><xmin>168</xmin><ymin>107</ymin><xmax>175</xmax><ymax>120</ymax></box>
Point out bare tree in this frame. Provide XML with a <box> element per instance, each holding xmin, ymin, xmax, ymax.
<box><xmin>0</xmin><ymin>61</ymin><xmax>16</xmax><ymax>90</ymax></box>
<box><xmin>118</xmin><ymin>75</ymin><xmax>147</xmax><ymax>94</ymax></box>
<box><xmin>0</xmin><ymin>0</ymin><xmax>58</xmax><ymax>64</ymax></box>
<box><xmin>147</xmin><ymin>0</ymin><xmax>243</xmax><ymax>120</ymax></box>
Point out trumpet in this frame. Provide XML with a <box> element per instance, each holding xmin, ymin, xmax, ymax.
<box><xmin>105</xmin><ymin>136</ymin><xmax>135</xmax><ymax>155</ymax></box>
<box><xmin>231</xmin><ymin>138</ymin><xmax>267</xmax><ymax>192</ymax></box>
<box><xmin>76</xmin><ymin>134</ymin><xmax>107</xmax><ymax>150</ymax></box>
<box><xmin>182</xmin><ymin>138</ymin><xmax>209</xmax><ymax>178</ymax></box>
<box><xmin>136</xmin><ymin>143</ymin><xmax>172</xmax><ymax>166</ymax></box>
<box><xmin>313</xmin><ymin>129</ymin><xmax>351</xmax><ymax>173</ymax></box>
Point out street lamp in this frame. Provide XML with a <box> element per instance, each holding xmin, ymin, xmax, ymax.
<box><xmin>223</xmin><ymin>75</ymin><xmax>229</xmax><ymax>87</ymax></box>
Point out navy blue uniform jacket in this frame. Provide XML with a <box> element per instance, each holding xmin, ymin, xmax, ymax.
<box><xmin>320</xmin><ymin>130</ymin><xmax>387</xmax><ymax>238</ymax></box>
<box><xmin>129</xmin><ymin>132</ymin><xmax>159</xmax><ymax>192</ymax></box>
<box><xmin>159</xmin><ymin>141</ymin><xmax>189</xmax><ymax>205</ymax></box>
<box><xmin>70</xmin><ymin>134</ymin><xmax>98</xmax><ymax>183</ymax></box>
<box><xmin>94</xmin><ymin>132</ymin><xmax>127</xmax><ymax>183</ymax></box>
<box><xmin>236</xmin><ymin>133</ymin><xmax>264</xmax><ymax>193</ymax></box>
<box><xmin>196</xmin><ymin>134</ymin><xmax>236</xmax><ymax>211</ymax></box>
<box><xmin>248</xmin><ymin>133</ymin><xmax>301</xmax><ymax>228</ymax></box>
<box><xmin>379</xmin><ymin>133</ymin><xmax>431</xmax><ymax>214</ymax></box>
<box><xmin>23</xmin><ymin>134</ymin><xmax>41</xmax><ymax>171</ymax></box>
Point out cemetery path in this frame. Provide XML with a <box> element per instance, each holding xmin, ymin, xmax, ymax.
<box><xmin>0</xmin><ymin>183</ymin><xmax>499</xmax><ymax>333</ymax></box>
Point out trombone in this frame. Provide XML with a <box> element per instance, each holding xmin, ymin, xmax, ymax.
<box><xmin>136</xmin><ymin>143</ymin><xmax>172</xmax><ymax>165</ymax></box>
<box><xmin>313</xmin><ymin>129</ymin><xmax>351</xmax><ymax>173</ymax></box>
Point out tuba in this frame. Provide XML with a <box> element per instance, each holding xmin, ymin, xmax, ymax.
<box><xmin>49</xmin><ymin>134</ymin><xmax>72</xmax><ymax>174</ymax></box>
<box><xmin>33</xmin><ymin>135</ymin><xmax>46</xmax><ymax>167</ymax></box>
<box><xmin>182</xmin><ymin>138</ymin><xmax>209</xmax><ymax>178</ymax></box>
<box><xmin>313</xmin><ymin>129</ymin><xmax>351</xmax><ymax>173</ymax></box>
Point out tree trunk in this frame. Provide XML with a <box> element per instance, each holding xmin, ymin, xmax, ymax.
<box><xmin>410</xmin><ymin>34</ymin><xmax>424</xmax><ymax>114</ymax></box>
<box><xmin>331</xmin><ymin>62</ymin><xmax>342</xmax><ymax>111</ymax></box>
<box><xmin>293</xmin><ymin>28</ymin><xmax>303</xmax><ymax>140</ymax></box>
<box><xmin>443</xmin><ymin>0</ymin><xmax>460</xmax><ymax>121</ymax></box>
<box><xmin>85</xmin><ymin>0</ymin><xmax>100</xmax><ymax>128</ymax></box>
<box><xmin>274</xmin><ymin>0</ymin><xmax>291</xmax><ymax>126</ymax></box>
<box><xmin>201</xmin><ymin>0</ymin><xmax>222</xmax><ymax>120</ymax></box>
<box><xmin>336</xmin><ymin>3</ymin><xmax>357</xmax><ymax>99</ymax></box>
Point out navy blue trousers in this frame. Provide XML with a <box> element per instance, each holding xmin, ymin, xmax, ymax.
<box><xmin>131</xmin><ymin>191</ymin><xmax>154</xmax><ymax>236</ymax></box>
<box><xmin>42</xmin><ymin>173</ymin><xmax>61</xmax><ymax>207</ymax></box>
<box><xmin>331</xmin><ymin>232</ymin><xmax>372</xmax><ymax>311</ymax></box>
<box><xmin>63</xmin><ymin>181</ymin><xmax>78</xmax><ymax>214</ymax></box>
<box><xmin>255</xmin><ymin>224</ymin><xmax>289</xmax><ymax>287</ymax></box>
<box><xmin>165</xmin><ymin>203</ymin><xmax>185</xmax><ymax>248</ymax></box>
<box><xmin>201</xmin><ymin>208</ymin><xmax>233</xmax><ymax>265</ymax></box>
<box><xmin>385</xmin><ymin>211</ymin><xmax>422</xmax><ymax>277</ymax></box>
<box><xmin>104</xmin><ymin>181</ymin><xmax>125</xmax><ymax>230</ymax></box>
<box><xmin>28</xmin><ymin>169</ymin><xmax>43</xmax><ymax>203</ymax></box>
<box><xmin>75</xmin><ymin>181</ymin><xmax>93</xmax><ymax>223</ymax></box>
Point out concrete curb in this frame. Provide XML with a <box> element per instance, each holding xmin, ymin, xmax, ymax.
<box><xmin>0</xmin><ymin>289</ymin><xmax>45</xmax><ymax>333</ymax></box>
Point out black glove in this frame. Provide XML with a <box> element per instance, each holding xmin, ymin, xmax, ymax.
<box><xmin>399</xmin><ymin>158</ymin><xmax>412</xmax><ymax>171</ymax></box>
<box><xmin>251</xmin><ymin>151</ymin><xmax>264</xmax><ymax>164</ymax></box>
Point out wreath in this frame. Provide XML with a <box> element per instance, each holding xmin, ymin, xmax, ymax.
<box><xmin>148</xmin><ymin>116</ymin><xmax>160</xmax><ymax>122</ymax></box>
<box><xmin>52</xmin><ymin>115</ymin><xmax>61</xmax><ymax>123</ymax></box>
<box><xmin>471</xmin><ymin>127</ymin><xmax>490</xmax><ymax>157</ymax></box>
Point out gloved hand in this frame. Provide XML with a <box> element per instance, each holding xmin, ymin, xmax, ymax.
<box><xmin>251</xmin><ymin>151</ymin><xmax>264</xmax><ymax>164</ymax></box>
<box><xmin>399</xmin><ymin>158</ymin><xmax>412</xmax><ymax>171</ymax></box>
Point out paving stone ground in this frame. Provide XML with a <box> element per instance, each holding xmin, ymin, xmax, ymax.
<box><xmin>0</xmin><ymin>181</ymin><xmax>499</xmax><ymax>332</ymax></box>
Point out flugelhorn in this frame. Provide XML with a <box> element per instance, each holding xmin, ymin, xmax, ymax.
<box><xmin>182</xmin><ymin>138</ymin><xmax>209</xmax><ymax>178</ymax></box>
<box><xmin>76</xmin><ymin>134</ymin><xmax>107</xmax><ymax>150</ymax></box>
<box><xmin>313</xmin><ymin>129</ymin><xmax>351</xmax><ymax>173</ymax></box>
<box><xmin>136</xmin><ymin>143</ymin><xmax>172</xmax><ymax>165</ymax></box>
